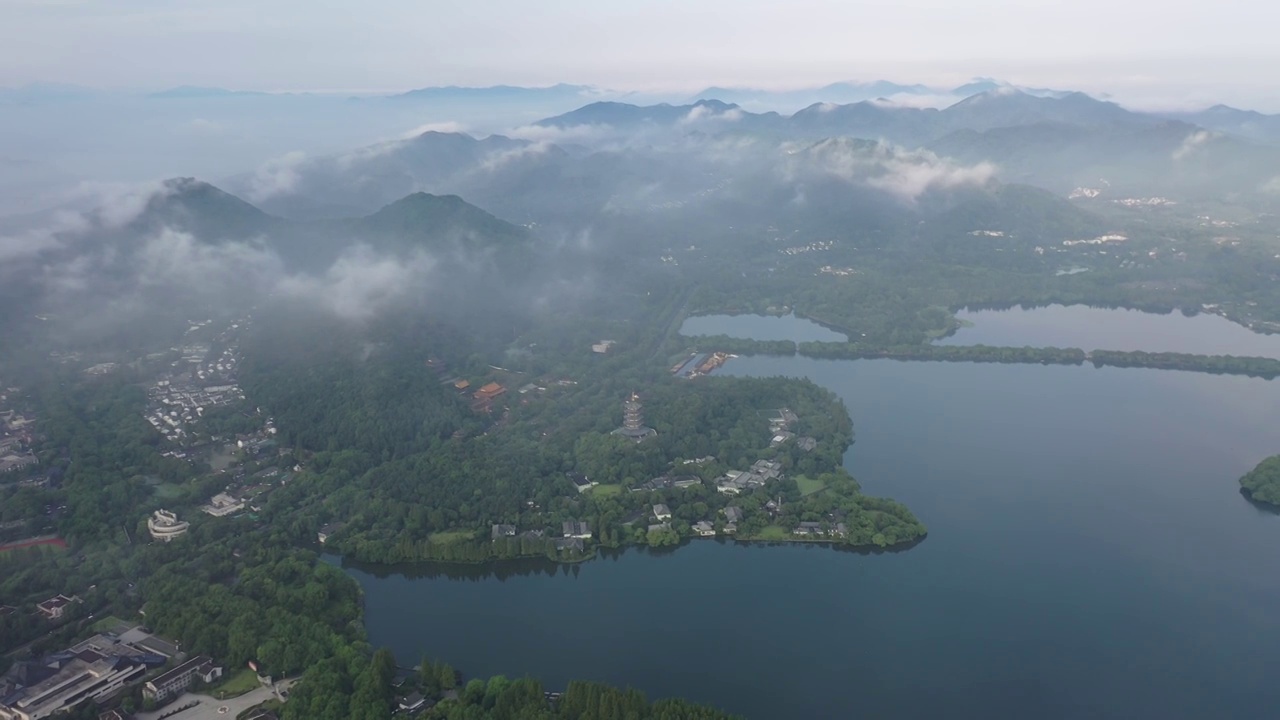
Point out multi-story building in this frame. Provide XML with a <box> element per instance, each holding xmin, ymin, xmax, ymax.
<box><xmin>0</xmin><ymin>650</ymin><xmax>147</xmax><ymax>720</ymax></box>
<box><xmin>141</xmin><ymin>656</ymin><xmax>222</xmax><ymax>705</ymax></box>
<box><xmin>147</xmin><ymin>510</ymin><xmax>189</xmax><ymax>542</ymax></box>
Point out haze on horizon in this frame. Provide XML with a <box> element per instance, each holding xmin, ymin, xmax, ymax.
<box><xmin>2</xmin><ymin>0</ymin><xmax>1279</xmax><ymax>111</ymax></box>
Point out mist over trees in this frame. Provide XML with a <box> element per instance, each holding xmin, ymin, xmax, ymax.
<box><xmin>5</xmin><ymin>69</ymin><xmax>1280</xmax><ymax>720</ymax></box>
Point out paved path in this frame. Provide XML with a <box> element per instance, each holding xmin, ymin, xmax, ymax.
<box><xmin>648</xmin><ymin>284</ymin><xmax>696</xmax><ymax>362</ymax></box>
<box><xmin>134</xmin><ymin>680</ymin><xmax>295</xmax><ymax>720</ymax></box>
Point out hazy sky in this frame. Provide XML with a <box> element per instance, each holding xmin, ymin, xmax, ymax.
<box><xmin>1</xmin><ymin>0</ymin><xmax>1278</xmax><ymax>108</ymax></box>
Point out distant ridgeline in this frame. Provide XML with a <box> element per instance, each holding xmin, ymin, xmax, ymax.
<box><xmin>1240</xmin><ymin>456</ymin><xmax>1280</xmax><ymax>506</ymax></box>
<box><xmin>681</xmin><ymin>337</ymin><xmax>1280</xmax><ymax>380</ymax></box>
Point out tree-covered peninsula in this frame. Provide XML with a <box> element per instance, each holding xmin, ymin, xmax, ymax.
<box><xmin>1239</xmin><ymin>455</ymin><xmax>1280</xmax><ymax>506</ymax></box>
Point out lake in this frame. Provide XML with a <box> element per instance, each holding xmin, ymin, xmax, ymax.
<box><xmin>680</xmin><ymin>313</ymin><xmax>848</xmax><ymax>343</ymax></box>
<box><xmin>345</xmin><ymin>313</ymin><xmax>1280</xmax><ymax>719</ymax></box>
<box><xmin>939</xmin><ymin>304</ymin><xmax>1280</xmax><ymax>358</ymax></box>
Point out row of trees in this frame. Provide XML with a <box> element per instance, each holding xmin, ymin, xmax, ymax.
<box><xmin>797</xmin><ymin>342</ymin><xmax>1088</xmax><ymax>365</ymax></box>
<box><xmin>1089</xmin><ymin>350</ymin><xmax>1280</xmax><ymax>379</ymax></box>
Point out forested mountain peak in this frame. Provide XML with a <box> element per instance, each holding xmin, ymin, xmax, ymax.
<box><xmin>354</xmin><ymin>192</ymin><xmax>529</xmax><ymax>246</ymax></box>
<box><xmin>535</xmin><ymin>98</ymin><xmax>742</xmax><ymax>128</ymax></box>
<box><xmin>404</xmin><ymin>130</ymin><xmax>526</xmax><ymax>151</ymax></box>
<box><xmin>132</xmin><ymin>177</ymin><xmax>278</xmax><ymax>240</ymax></box>
<box><xmin>940</xmin><ymin>88</ymin><xmax>1142</xmax><ymax>130</ymax></box>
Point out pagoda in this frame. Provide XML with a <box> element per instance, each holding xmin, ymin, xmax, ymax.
<box><xmin>613</xmin><ymin>392</ymin><xmax>656</xmax><ymax>442</ymax></box>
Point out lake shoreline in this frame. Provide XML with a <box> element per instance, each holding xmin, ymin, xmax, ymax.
<box><xmin>347</xmin><ymin>351</ymin><xmax>1280</xmax><ymax>720</ymax></box>
<box><xmin>333</xmin><ymin>533</ymin><xmax>930</xmax><ymax>580</ymax></box>
<box><xmin>328</xmin><ymin>529</ymin><xmax>929</xmax><ymax>576</ymax></box>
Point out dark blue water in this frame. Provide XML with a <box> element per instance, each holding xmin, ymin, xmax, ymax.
<box><xmin>346</xmin><ymin>355</ymin><xmax>1280</xmax><ymax>719</ymax></box>
<box><xmin>680</xmin><ymin>313</ymin><xmax>848</xmax><ymax>343</ymax></box>
<box><xmin>939</xmin><ymin>304</ymin><xmax>1280</xmax><ymax>358</ymax></box>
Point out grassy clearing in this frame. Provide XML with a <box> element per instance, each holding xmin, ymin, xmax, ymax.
<box><xmin>210</xmin><ymin>668</ymin><xmax>260</xmax><ymax>699</ymax></box>
<box><xmin>753</xmin><ymin>525</ymin><xmax>792</xmax><ymax>541</ymax></box>
<box><xmin>152</xmin><ymin>483</ymin><xmax>186</xmax><ymax>500</ymax></box>
<box><xmin>428</xmin><ymin>531</ymin><xmax>475</xmax><ymax>545</ymax></box>
<box><xmin>794</xmin><ymin>475</ymin><xmax>827</xmax><ymax>497</ymax></box>
<box><xmin>91</xmin><ymin>615</ymin><xmax>129</xmax><ymax>632</ymax></box>
<box><xmin>589</xmin><ymin>484</ymin><xmax>623</xmax><ymax>497</ymax></box>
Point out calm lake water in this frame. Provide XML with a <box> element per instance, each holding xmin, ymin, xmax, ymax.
<box><xmin>346</xmin><ymin>313</ymin><xmax>1280</xmax><ymax>719</ymax></box>
<box><xmin>939</xmin><ymin>304</ymin><xmax>1280</xmax><ymax>357</ymax></box>
<box><xmin>680</xmin><ymin>313</ymin><xmax>848</xmax><ymax>343</ymax></box>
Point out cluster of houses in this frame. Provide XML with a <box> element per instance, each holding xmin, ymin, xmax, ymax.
<box><xmin>445</xmin><ymin>378</ymin><xmax>509</xmax><ymax>414</ymax></box>
<box><xmin>194</xmin><ymin>447</ymin><xmax>292</xmax><ymax>525</ymax></box>
<box><xmin>142</xmin><ymin>331</ymin><xmax>254</xmax><ymax>442</ymax></box>
<box><xmin>194</xmin><ymin>344</ymin><xmax>241</xmax><ymax>384</ymax></box>
<box><xmin>0</xmin><ymin>621</ymin><xmax>209</xmax><ymax>720</ymax></box>
<box><xmin>431</xmin><ymin>358</ymin><xmax>512</xmax><ymax>416</ymax></box>
<box><xmin>486</xmin><ymin>521</ymin><xmax>592</xmax><ymax>554</ymax></box>
<box><xmin>489</xmin><ymin>524</ymin><xmax>545</xmax><ymax>542</ymax></box>
<box><xmin>144</xmin><ymin>376</ymin><xmax>245</xmax><ymax>441</ymax></box>
<box><xmin>779</xmin><ymin>240</ymin><xmax>835</xmax><ymax>256</ymax></box>
<box><xmin>433</xmin><ymin>355</ymin><xmax>560</xmax><ymax>417</ymax></box>
<box><xmin>0</xmin><ymin>389</ymin><xmax>37</xmax><ymax>476</ymax></box>
<box><xmin>0</xmin><ymin>436</ymin><xmax>35</xmax><ymax>475</ymax></box>
<box><xmin>557</xmin><ymin>521</ymin><xmax>592</xmax><ymax>552</ymax></box>
<box><xmin>236</xmin><ymin>426</ymin><xmax>280</xmax><ymax>455</ymax></box>
<box><xmin>716</xmin><ymin>458</ymin><xmax>785</xmax><ymax>495</ymax></box>
<box><xmin>766</xmin><ymin>408</ymin><xmax>816</xmax><ymax>451</ymax></box>
<box><xmin>648</xmin><ymin>504</ymin><xmax>743</xmax><ymax>538</ymax></box>
<box><xmin>793</xmin><ymin>521</ymin><xmax>849</xmax><ymax>538</ymax></box>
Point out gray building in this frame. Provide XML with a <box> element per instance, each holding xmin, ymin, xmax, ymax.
<box><xmin>562</xmin><ymin>521</ymin><xmax>592</xmax><ymax>539</ymax></box>
<box><xmin>142</xmin><ymin>656</ymin><xmax>223</xmax><ymax>704</ymax></box>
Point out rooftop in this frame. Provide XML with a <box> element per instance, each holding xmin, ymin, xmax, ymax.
<box><xmin>147</xmin><ymin>655</ymin><xmax>215</xmax><ymax>689</ymax></box>
<box><xmin>37</xmin><ymin>594</ymin><xmax>76</xmax><ymax>612</ymax></box>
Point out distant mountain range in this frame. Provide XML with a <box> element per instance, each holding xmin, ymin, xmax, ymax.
<box><xmin>689</xmin><ymin>81</ymin><xmax>936</xmax><ymax>108</ymax></box>
<box><xmin>534</xmin><ymin>99</ymin><xmax>749</xmax><ymax>129</ymax></box>
<box><xmin>223</xmin><ymin>106</ymin><xmax>1129</xmax><ymax>246</ymax></box>
<box><xmin>147</xmin><ymin>86</ymin><xmax>274</xmax><ymax>99</ymax></box>
<box><xmin>537</xmin><ymin>89</ymin><xmax>1160</xmax><ymax>141</ymax></box>
<box><xmin>6</xmin><ymin>78</ymin><xmax>1280</xmax><ymax>146</ymax></box>
<box><xmin>521</xmin><ymin>89</ymin><xmax>1280</xmax><ymax>196</ymax></box>
<box><xmin>686</xmin><ymin>77</ymin><xmax>1069</xmax><ymax>110</ymax></box>
<box><xmin>389</xmin><ymin>83</ymin><xmax>600</xmax><ymax>103</ymax></box>
<box><xmin>1161</xmin><ymin>105</ymin><xmax>1280</xmax><ymax>146</ymax></box>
